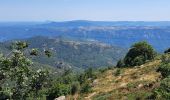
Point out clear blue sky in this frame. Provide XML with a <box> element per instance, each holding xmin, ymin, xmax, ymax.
<box><xmin>0</xmin><ymin>0</ymin><xmax>170</xmax><ymax>21</ymax></box>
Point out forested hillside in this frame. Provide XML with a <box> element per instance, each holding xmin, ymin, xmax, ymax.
<box><xmin>0</xmin><ymin>36</ymin><xmax>126</xmax><ymax>70</ymax></box>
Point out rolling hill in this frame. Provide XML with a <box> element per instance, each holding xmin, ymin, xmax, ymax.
<box><xmin>0</xmin><ymin>36</ymin><xmax>126</xmax><ymax>70</ymax></box>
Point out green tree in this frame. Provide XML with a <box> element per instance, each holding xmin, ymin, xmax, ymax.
<box><xmin>0</xmin><ymin>41</ymin><xmax>50</xmax><ymax>99</ymax></box>
<box><xmin>123</xmin><ymin>41</ymin><xmax>156</xmax><ymax>67</ymax></box>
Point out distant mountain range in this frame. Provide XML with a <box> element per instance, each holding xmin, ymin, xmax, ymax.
<box><xmin>42</xmin><ymin>20</ymin><xmax>170</xmax><ymax>27</ymax></box>
<box><xmin>0</xmin><ymin>20</ymin><xmax>170</xmax><ymax>52</ymax></box>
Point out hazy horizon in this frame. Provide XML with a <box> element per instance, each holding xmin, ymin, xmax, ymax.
<box><xmin>0</xmin><ymin>0</ymin><xmax>170</xmax><ymax>21</ymax></box>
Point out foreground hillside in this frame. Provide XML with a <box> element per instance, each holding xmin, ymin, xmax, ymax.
<box><xmin>72</xmin><ymin>59</ymin><xmax>162</xmax><ymax>100</ymax></box>
<box><xmin>1</xmin><ymin>40</ymin><xmax>169</xmax><ymax>99</ymax></box>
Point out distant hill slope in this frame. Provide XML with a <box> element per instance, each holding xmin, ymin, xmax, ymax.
<box><xmin>0</xmin><ymin>21</ymin><xmax>170</xmax><ymax>52</ymax></box>
<box><xmin>75</xmin><ymin>59</ymin><xmax>162</xmax><ymax>99</ymax></box>
<box><xmin>0</xmin><ymin>36</ymin><xmax>126</xmax><ymax>70</ymax></box>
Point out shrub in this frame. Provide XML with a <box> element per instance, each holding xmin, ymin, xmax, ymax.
<box><xmin>71</xmin><ymin>82</ymin><xmax>80</xmax><ymax>95</ymax></box>
<box><xmin>114</xmin><ymin>69</ymin><xmax>122</xmax><ymax>76</ymax></box>
<box><xmin>46</xmin><ymin>83</ymin><xmax>70</xmax><ymax>100</ymax></box>
<box><xmin>152</xmin><ymin>77</ymin><xmax>170</xmax><ymax>99</ymax></box>
<box><xmin>80</xmin><ymin>82</ymin><xmax>92</xmax><ymax>93</ymax></box>
<box><xmin>157</xmin><ymin>63</ymin><xmax>170</xmax><ymax>78</ymax></box>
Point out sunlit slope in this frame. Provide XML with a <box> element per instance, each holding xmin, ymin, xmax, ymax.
<box><xmin>84</xmin><ymin>60</ymin><xmax>161</xmax><ymax>100</ymax></box>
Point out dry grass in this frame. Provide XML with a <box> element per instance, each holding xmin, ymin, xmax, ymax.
<box><xmin>84</xmin><ymin>60</ymin><xmax>162</xmax><ymax>100</ymax></box>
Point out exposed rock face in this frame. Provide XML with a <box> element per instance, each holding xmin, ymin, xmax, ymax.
<box><xmin>54</xmin><ymin>96</ymin><xmax>65</xmax><ymax>100</ymax></box>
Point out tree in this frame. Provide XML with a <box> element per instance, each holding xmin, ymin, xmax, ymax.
<box><xmin>0</xmin><ymin>41</ymin><xmax>50</xmax><ymax>99</ymax></box>
<box><xmin>123</xmin><ymin>41</ymin><xmax>156</xmax><ymax>67</ymax></box>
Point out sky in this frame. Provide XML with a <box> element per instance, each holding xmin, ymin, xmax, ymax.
<box><xmin>0</xmin><ymin>0</ymin><xmax>170</xmax><ymax>21</ymax></box>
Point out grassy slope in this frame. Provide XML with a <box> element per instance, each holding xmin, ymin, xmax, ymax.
<box><xmin>74</xmin><ymin>59</ymin><xmax>162</xmax><ymax>100</ymax></box>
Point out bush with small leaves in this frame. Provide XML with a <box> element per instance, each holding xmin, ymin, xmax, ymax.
<box><xmin>152</xmin><ymin>77</ymin><xmax>170</xmax><ymax>99</ymax></box>
<box><xmin>0</xmin><ymin>41</ymin><xmax>51</xmax><ymax>99</ymax></box>
<box><xmin>30</xmin><ymin>49</ymin><xmax>38</xmax><ymax>56</ymax></box>
<box><xmin>119</xmin><ymin>41</ymin><xmax>156</xmax><ymax>67</ymax></box>
<box><xmin>44</xmin><ymin>50</ymin><xmax>52</xmax><ymax>57</ymax></box>
<box><xmin>157</xmin><ymin>63</ymin><xmax>170</xmax><ymax>78</ymax></box>
<box><xmin>71</xmin><ymin>82</ymin><xmax>80</xmax><ymax>95</ymax></box>
<box><xmin>46</xmin><ymin>83</ymin><xmax>70</xmax><ymax>100</ymax></box>
<box><xmin>80</xmin><ymin>82</ymin><xmax>92</xmax><ymax>93</ymax></box>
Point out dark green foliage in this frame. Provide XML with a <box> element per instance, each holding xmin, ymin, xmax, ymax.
<box><xmin>151</xmin><ymin>53</ymin><xmax>170</xmax><ymax>99</ymax></box>
<box><xmin>84</xmin><ymin>68</ymin><xmax>95</xmax><ymax>79</ymax></box>
<box><xmin>29</xmin><ymin>70</ymin><xmax>49</xmax><ymax>96</ymax></box>
<box><xmin>78</xmin><ymin>68</ymin><xmax>96</xmax><ymax>85</ymax></box>
<box><xmin>44</xmin><ymin>50</ymin><xmax>52</xmax><ymax>58</ymax></box>
<box><xmin>13</xmin><ymin>41</ymin><xmax>29</xmax><ymax>50</ymax></box>
<box><xmin>157</xmin><ymin>63</ymin><xmax>170</xmax><ymax>78</ymax></box>
<box><xmin>71</xmin><ymin>82</ymin><xmax>80</xmax><ymax>95</ymax></box>
<box><xmin>30</xmin><ymin>48</ymin><xmax>38</xmax><ymax>56</ymax></box>
<box><xmin>164</xmin><ymin>48</ymin><xmax>170</xmax><ymax>54</ymax></box>
<box><xmin>0</xmin><ymin>92</ymin><xmax>10</xmax><ymax>100</ymax></box>
<box><xmin>80</xmin><ymin>82</ymin><xmax>92</xmax><ymax>93</ymax></box>
<box><xmin>151</xmin><ymin>77</ymin><xmax>170</xmax><ymax>99</ymax></box>
<box><xmin>46</xmin><ymin>83</ymin><xmax>70</xmax><ymax>100</ymax></box>
<box><xmin>116</xmin><ymin>59</ymin><xmax>125</xmax><ymax>68</ymax></box>
<box><xmin>114</xmin><ymin>69</ymin><xmax>121</xmax><ymax>76</ymax></box>
<box><xmin>157</xmin><ymin>55</ymin><xmax>170</xmax><ymax>78</ymax></box>
<box><xmin>117</xmin><ymin>41</ymin><xmax>156</xmax><ymax>67</ymax></box>
<box><xmin>0</xmin><ymin>41</ymin><xmax>50</xmax><ymax>99</ymax></box>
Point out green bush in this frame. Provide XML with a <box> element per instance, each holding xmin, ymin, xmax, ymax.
<box><xmin>0</xmin><ymin>42</ymin><xmax>50</xmax><ymax>99</ymax></box>
<box><xmin>157</xmin><ymin>63</ymin><xmax>170</xmax><ymax>78</ymax></box>
<box><xmin>151</xmin><ymin>77</ymin><xmax>170</xmax><ymax>99</ymax></box>
<box><xmin>80</xmin><ymin>82</ymin><xmax>92</xmax><ymax>93</ymax></box>
<box><xmin>71</xmin><ymin>82</ymin><xmax>80</xmax><ymax>95</ymax></box>
<box><xmin>46</xmin><ymin>83</ymin><xmax>70</xmax><ymax>100</ymax></box>
<box><xmin>114</xmin><ymin>69</ymin><xmax>122</xmax><ymax>76</ymax></box>
<box><xmin>117</xmin><ymin>41</ymin><xmax>156</xmax><ymax>67</ymax></box>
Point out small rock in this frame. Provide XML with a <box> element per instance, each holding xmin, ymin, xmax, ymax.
<box><xmin>55</xmin><ymin>96</ymin><xmax>65</xmax><ymax>100</ymax></box>
<box><xmin>138</xmin><ymin>84</ymin><xmax>143</xmax><ymax>88</ymax></box>
<box><xmin>92</xmin><ymin>79</ymin><xmax>98</xmax><ymax>86</ymax></box>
